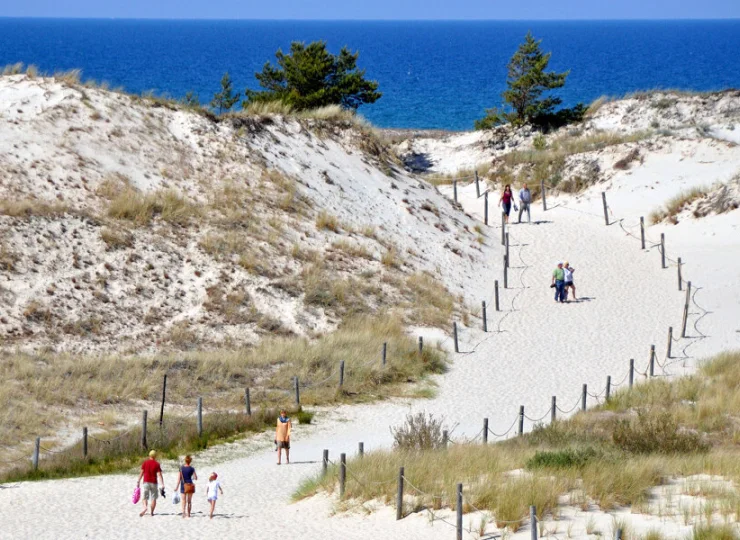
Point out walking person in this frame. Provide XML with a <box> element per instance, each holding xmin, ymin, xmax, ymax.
<box><xmin>275</xmin><ymin>409</ymin><xmax>292</xmax><ymax>465</ymax></box>
<box><xmin>206</xmin><ymin>472</ymin><xmax>223</xmax><ymax>519</ymax></box>
<box><xmin>551</xmin><ymin>261</ymin><xmax>566</xmax><ymax>304</ymax></box>
<box><xmin>136</xmin><ymin>450</ymin><xmax>164</xmax><ymax>517</ymax></box>
<box><xmin>174</xmin><ymin>455</ymin><xmax>197</xmax><ymax>518</ymax></box>
<box><xmin>563</xmin><ymin>262</ymin><xmax>577</xmax><ymax>301</ymax></box>
<box><xmin>499</xmin><ymin>184</ymin><xmax>514</xmax><ymax>224</ymax></box>
<box><xmin>518</xmin><ymin>183</ymin><xmax>532</xmax><ymax>223</ymax></box>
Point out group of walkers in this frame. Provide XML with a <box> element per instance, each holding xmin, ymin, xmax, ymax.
<box><xmin>135</xmin><ymin>409</ymin><xmax>292</xmax><ymax>518</ymax></box>
<box><xmin>498</xmin><ymin>182</ymin><xmax>532</xmax><ymax>224</ymax></box>
<box><xmin>551</xmin><ymin>261</ymin><xmax>577</xmax><ymax>303</ymax></box>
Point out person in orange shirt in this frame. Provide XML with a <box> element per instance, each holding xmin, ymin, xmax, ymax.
<box><xmin>275</xmin><ymin>410</ymin><xmax>292</xmax><ymax>465</ymax></box>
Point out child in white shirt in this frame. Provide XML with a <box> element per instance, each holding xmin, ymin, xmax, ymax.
<box><xmin>207</xmin><ymin>472</ymin><xmax>223</xmax><ymax>519</ymax></box>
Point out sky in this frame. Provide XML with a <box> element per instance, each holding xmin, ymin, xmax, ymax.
<box><xmin>2</xmin><ymin>0</ymin><xmax>740</xmax><ymax>20</ymax></box>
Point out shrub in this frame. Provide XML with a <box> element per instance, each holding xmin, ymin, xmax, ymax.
<box><xmin>532</xmin><ymin>133</ymin><xmax>547</xmax><ymax>150</ymax></box>
<box><xmin>296</xmin><ymin>408</ymin><xmax>315</xmax><ymax>425</ymax></box>
<box><xmin>315</xmin><ymin>211</ymin><xmax>339</xmax><ymax>232</ymax></box>
<box><xmin>612</xmin><ymin>411</ymin><xmax>709</xmax><ymax>454</ymax></box>
<box><xmin>614</xmin><ymin>148</ymin><xmax>641</xmax><ymax>170</ymax></box>
<box><xmin>526</xmin><ymin>447</ymin><xmax>598</xmax><ymax>470</ymax></box>
<box><xmin>391</xmin><ymin>412</ymin><xmax>445</xmax><ymax>451</ymax></box>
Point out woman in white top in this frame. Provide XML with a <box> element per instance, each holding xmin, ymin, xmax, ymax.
<box><xmin>563</xmin><ymin>262</ymin><xmax>576</xmax><ymax>301</ymax></box>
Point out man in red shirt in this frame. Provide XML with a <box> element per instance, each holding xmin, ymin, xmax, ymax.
<box><xmin>136</xmin><ymin>450</ymin><xmax>164</xmax><ymax>517</ymax></box>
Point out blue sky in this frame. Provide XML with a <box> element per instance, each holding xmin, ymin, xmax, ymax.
<box><xmin>2</xmin><ymin>0</ymin><xmax>740</xmax><ymax>20</ymax></box>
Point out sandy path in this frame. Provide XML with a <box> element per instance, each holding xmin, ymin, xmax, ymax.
<box><xmin>0</xmin><ymin>186</ymin><xmax>698</xmax><ymax>539</ymax></box>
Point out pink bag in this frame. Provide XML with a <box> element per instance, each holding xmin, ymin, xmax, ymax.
<box><xmin>132</xmin><ymin>486</ymin><xmax>141</xmax><ymax>504</ymax></box>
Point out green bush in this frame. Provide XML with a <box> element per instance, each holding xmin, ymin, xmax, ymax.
<box><xmin>296</xmin><ymin>408</ymin><xmax>315</xmax><ymax>425</ymax></box>
<box><xmin>612</xmin><ymin>411</ymin><xmax>709</xmax><ymax>454</ymax></box>
<box><xmin>526</xmin><ymin>447</ymin><xmax>598</xmax><ymax>470</ymax></box>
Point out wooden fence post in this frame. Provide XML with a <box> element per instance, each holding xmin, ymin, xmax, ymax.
<box><xmin>661</xmin><ymin>233</ymin><xmax>666</xmax><ymax>269</ymax></box>
<box><xmin>322</xmin><ymin>449</ymin><xmax>329</xmax><ymax>476</ymax></box>
<box><xmin>649</xmin><ymin>345</ymin><xmax>656</xmax><ymax>377</ymax></box>
<box><xmin>83</xmin><ymin>427</ymin><xmax>88</xmax><ymax>458</ymax></box>
<box><xmin>494</xmin><ymin>280</ymin><xmax>500</xmax><ymax>311</ymax></box>
<box><xmin>606</xmin><ymin>376</ymin><xmax>612</xmax><ymax>401</ymax></box>
<box><xmin>456</xmin><ymin>483</ymin><xmax>464</xmax><ymax>540</ymax></box>
<box><xmin>339</xmin><ymin>453</ymin><xmax>347</xmax><ymax>498</ymax></box>
<box><xmin>551</xmin><ymin>396</ymin><xmax>557</xmax><ymax>423</ymax></box>
<box><xmin>505</xmin><ymin>232</ymin><xmax>510</xmax><ymax>263</ymax></box>
<box><xmin>475</xmin><ymin>171</ymin><xmax>480</xmax><ymax>198</ymax></box>
<box><xmin>159</xmin><ymin>373</ymin><xmax>167</xmax><ymax>427</ymax></box>
<box><xmin>396</xmin><ymin>467</ymin><xmax>404</xmax><ymax>520</ymax></box>
<box><xmin>678</xmin><ymin>257</ymin><xmax>683</xmax><ymax>291</ymax></box>
<box><xmin>666</xmin><ymin>327</ymin><xmax>673</xmax><ymax>359</ymax></box>
<box><xmin>245</xmin><ymin>388</ymin><xmax>251</xmax><ymax>416</ymax></box>
<box><xmin>197</xmin><ymin>397</ymin><xmax>203</xmax><ymax>436</ymax></box>
<box><xmin>482</xmin><ymin>301</ymin><xmax>487</xmax><ymax>332</ymax></box>
<box><xmin>483</xmin><ymin>418</ymin><xmax>489</xmax><ymax>444</ymax></box>
<box><xmin>602</xmin><ymin>192</ymin><xmax>609</xmax><ymax>226</ymax></box>
<box><xmin>501</xmin><ymin>212</ymin><xmax>506</xmax><ymax>245</ymax></box>
<box><xmin>629</xmin><ymin>359</ymin><xmax>635</xmax><ymax>388</ymax></box>
<box><xmin>541</xmin><ymin>179</ymin><xmax>547</xmax><ymax>211</ymax></box>
<box><xmin>681</xmin><ymin>281</ymin><xmax>692</xmax><ymax>338</ymax></box>
<box><xmin>33</xmin><ymin>437</ymin><xmax>40</xmax><ymax>471</ymax></box>
<box><xmin>442</xmin><ymin>430</ymin><xmax>449</xmax><ymax>448</ymax></box>
<box><xmin>484</xmin><ymin>191</ymin><xmax>489</xmax><ymax>225</ymax></box>
<box><xmin>294</xmin><ymin>376</ymin><xmax>300</xmax><ymax>405</ymax></box>
<box><xmin>453</xmin><ymin>179</ymin><xmax>458</xmax><ymax>204</ymax></box>
<box><xmin>617</xmin><ymin>528</ymin><xmax>623</xmax><ymax>540</ymax></box>
<box><xmin>581</xmin><ymin>384</ymin><xmax>587</xmax><ymax>411</ymax></box>
<box><xmin>358</xmin><ymin>442</ymin><xmax>364</xmax><ymax>458</ymax></box>
<box><xmin>453</xmin><ymin>322</ymin><xmax>459</xmax><ymax>353</ymax></box>
<box><xmin>141</xmin><ymin>410</ymin><xmax>148</xmax><ymax>449</ymax></box>
<box><xmin>339</xmin><ymin>360</ymin><xmax>345</xmax><ymax>388</ymax></box>
<box><xmin>530</xmin><ymin>505</ymin><xmax>538</xmax><ymax>540</ymax></box>
<box><xmin>418</xmin><ymin>336</ymin><xmax>423</xmax><ymax>356</ymax></box>
<box><xmin>504</xmin><ymin>255</ymin><xmax>508</xmax><ymax>289</ymax></box>
<box><xmin>640</xmin><ymin>216</ymin><xmax>646</xmax><ymax>249</ymax></box>
<box><xmin>382</xmin><ymin>342</ymin><xmax>387</xmax><ymax>366</ymax></box>
<box><xmin>518</xmin><ymin>406</ymin><xmax>524</xmax><ymax>436</ymax></box>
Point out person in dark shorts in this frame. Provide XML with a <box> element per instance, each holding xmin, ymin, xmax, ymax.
<box><xmin>563</xmin><ymin>262</ymin><xmax>576</xmax><ymax>301</ymax></box>
<box><xmin>275</xmin><ymin>410</ymin><xmax>292</xmax><ymax>465</ymax></box>
<box><xmin>499</xmin><ymin>184</ymin><xmax>514</xmax><ymax>224</ymax></box>
<box><xmin>174</xmin><ymin>455</ymin><xmax>197</xmax><ymax>518</ymax></box>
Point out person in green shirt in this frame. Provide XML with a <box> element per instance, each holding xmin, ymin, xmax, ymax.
<box><xmin>551</xmin><ymin>262</ymin><xmax>566</xmax><ymax>303</ymax></box>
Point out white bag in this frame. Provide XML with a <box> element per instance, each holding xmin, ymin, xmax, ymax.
<box><xmin>172</xmin><ymin>492</ymin><xmax>181</xmax><ymax>504</ymax></box>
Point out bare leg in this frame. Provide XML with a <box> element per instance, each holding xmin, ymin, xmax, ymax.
<box><xmin>286</xmin><ymin>447</ymin><xmax>290</xmax><ymax>464</ymax></box>
<box><xmin>139</xmin><ymin>497</ymin><xmax>148</xmax><ymax>517</ymax></box>
<box><xmin>210</xmin><ymin>500</ymin><xmax>216</xmax><ymax>519</ymax></box>
<box><xmin>150</xmin><ymin>499</ymin><xmax>157</xmax><ymax>516</ymax></box>
<box><xmin>572</xmin><ymin>285</ymin><xmax>577</xmax><ymax>300</ymax></box>
<box><xmin>277</xmin><ymin>447</ymin><xmax>282</xmax><ymax>465</ymax></box>
<box><xmin>187</xmin><ymin>493</ymin><xmax>193</xmax><ymax>517</ymax></box>
<box><xmin>181</xmin><ymin>492</ymin><xmax>186</xmax><ymax>517</ymax></box>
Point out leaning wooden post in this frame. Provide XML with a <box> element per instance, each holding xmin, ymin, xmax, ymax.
<box><xmin>666</xmin><ymin>327</ymin><xmax>673</xmax><ymax>359</ymax></box>
<box><xmin>83</xmin><ymin>427</ymin><xmax>88</xmax><ymax>458</ymax></box>
<box><xmin>141</xmin><ymin>410</ymin><xmax>148</xmax><ymax>449</ymax></box>
<box><xmin>382</xmin><ymin>342</ymin><xmax>387</xmax><ymax>366</ymax></box>
<box><xmin>629</xmin><ymin>359</ymin><xmax>635</xmax><ymax>388</ymax></box>
<box><xmin>640</xmin><ymin>216</ymin><xmax>646</xmax><ymax>249</ymax></box>
<box><xmin>418</xmin><ymin>336</ymin><xmax>423</xmax><ymax>356</ymax></box>
<box><xmin>616</xmin><ymin>528</ymin><xmax>623</xmax><ymax>540</ymax></box>
<box><xmin>483</xmin><ymin>418</ymin><xmax>489</xmax><ymax>444</ymax></box>
<box><xmin>660</xmin><ymin>233</ymin><xmax>666</xmax><ymax>269</ymax></box>
<box><xmin>322</xmin><ymin>449</ymin><xmax>329</xmax><ymax>475</ymax></box>
<box><xmin>541</xmin><ymin>179</ymin><xmax>547</xmax><ymax>211</ymax></box>
<box><xmin>339</xmin><ymin>453</ymin><xmax>347</xmax><ymax>498</ymax></box>
<box><xmin>159</xmin><ymin>373</ymin><xmax>167</xmax><ymax>427</ymax></box>
<box><xmin>501</xmin><ymin>212</ymin><xmax>506</xmax><ymax>245</ymax></box>
<box><xmin>456</xmin><ymin>483</ymin><xmax>464</xmax><ymax>540</ymax></box>
<box><xmin>530</xmin><ymin>505</ymin><xmax>538</xmax><ymax>540</ymax></box>
<box><xmin>551</xmin><ymin>396</ymin><xmax>557</xmax><ymax>423</ymax></box>
<box><xmin>484</xmin><ymin>191</ymin><xmax>489</xmax><ymax>225</ymax></box>
<box><xmin>453</xmin><ymin>322</ymin><xmax>459</xmax><ymax>353</ymax></box>
<box><xmin>294</xmin><ymin>376</ymin><xmax>300</xmax><ymax>405</ymax></box>
<box><xmin>453</xmin><ymin>179</ymin><xmax>458</xmax><ymax>204</ymax></box>
<box><xmin>197</xmin><ymin>397</ymin><xmax>203</xmax><ymax>436</ymax></box>
<box><xmin>503</xmin><ymin>255</ymin><xmax>509</xmax><ymax>289</ymax></box>
<box><xmin>678</xmin><ymin>257</ymin><xmax>683</xmax><ymax>291</ymax></box>
<box><xmin>33</xmin><ymin>437</ymin><xmax>40</xmax><ymax>471</ymax></box>
<box><xmin>475</xmin><ymin>171</ymin><xmax>480</xmax><ymax>198</ymax></box>
<box><xmin>581</xmin><ymin>384</ymin><xmax>587</xmax><ymax>411</ymax></box>
<box><xmin>681</xmin><ymin>281</ymin><xmax>692</xmax><ymax>338</ymax></box>
<box><xmin>482</xmin><ymin>301</ymin><xmax>488</xmax><ymax>332</ymax></box>
<box><xmin>442</xmin><ymin>430</ymin><xmax>449</xmax><ymax>448</ymax></box>
<box><xmin>601</xmin><ymin>192</ymin><xmax>609</xmax><ymax>226</ymax></box>
<box><xmin>245</xmin><ymin>388</ymin><xmax>251</xmax><ymax>416</ymax></box>
<box><xmin>339</xmin><ymin>360</ymin><xmax>345</xmax><ymax>388</ymax></box>
<box><xmin>649</xmin><ymin>345</ymin><xmax>656</xmax><ymax>377</ymax></box>
<box><xmin>494</xmin><ymin>280</ymin><xmax>500</xmax><ymax>311</ymax></box>
<box><xmin>606</xmin><ymin>376</ymin><xmax>612</xmax><ymax>401</ymax></box>
<box><xmin>358</xmin><ymin>442</ymin><xmax>364</xmax><ymax>458</ymax></box>
<box><xmin>505</xmin><ymin>232</ymin><xmax>510</xmax><ymax>263</ymax></box>
<box><xmin>396</xmin><ymin>467</ymin><xmax>405</xmax><ymax>520</ymax></box>
<box><xmin>518</xmin><ymin>406</ymin><xmax>524</xmax><ymax>436</ymax></box>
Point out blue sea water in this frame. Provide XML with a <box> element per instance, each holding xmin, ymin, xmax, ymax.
<box><xmin>1</xmin><ymin>19</ymin><xmax>739</xmax><ymax>130</ymax></box>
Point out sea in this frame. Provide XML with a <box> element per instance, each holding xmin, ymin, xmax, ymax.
<box><xmin>1</xmin><ymin>19</ymin><xmax>739</xmax><ymax>130</ymax></box>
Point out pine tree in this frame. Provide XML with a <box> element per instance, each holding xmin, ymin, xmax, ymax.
<box><xmin>211</xmin><ymin>72</ymin><xmax>239</xmax><ymax>115</ymax></box>
<box><xmin>245</xmin><ymin>41</ymin><xmax>381</xmax><ymax>111</ymax></box>
<box><xmin>502</xmin><ymin>32</ymin><xmax>569</xmax><ymax>125</ymax></box>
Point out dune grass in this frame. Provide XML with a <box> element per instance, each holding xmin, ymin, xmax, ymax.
<box><xmin>297</xmin><ymin>351</ymin><xmax>740</xmax><ymax>527</ymax></box>
<box><xmin>650</xmin><ymin>186</ymin><xmax>709</xmax><ymax>224</ymax></box>
<box><xmin>107</xmin><ymin>188</ymin><xmax>200</xmax><ymax>226</ymax></box>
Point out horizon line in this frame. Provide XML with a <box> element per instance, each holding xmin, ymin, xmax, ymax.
<box><xmin>2</xmin><ymin>16</ymin><xmax>740</xmax><ymax>22</ymax></box>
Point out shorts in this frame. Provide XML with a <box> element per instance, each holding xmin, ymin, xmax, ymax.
<box><xmin>277</xmin><ymin>441</ymin><xmax>290</xmax><ymax>449</ymax></box>
<box><xmin>142</xmin><ymin>482</ymin><xmax>158</xmax><ymax>501</ymax></box>
<box><xmin>208</xmin><ymin>496</ymin><xmax>218</xmax><ymax>502</ymax></box>
<box><xmin>564</xmin><ymin>281</ymin><xmax>574</xmax><ymax>287</ymax></box>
